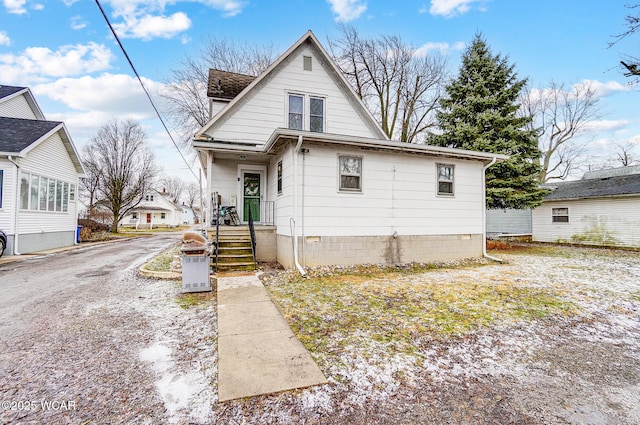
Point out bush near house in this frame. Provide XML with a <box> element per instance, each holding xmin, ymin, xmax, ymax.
<box><xmin>78</xmin><ymin>219</ymin><xmax>111</xmax><ymax>241</ymax></box>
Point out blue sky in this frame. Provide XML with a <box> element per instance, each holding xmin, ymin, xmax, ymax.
<box><xmin>1</xmin><ymin>0</ymin><xmax>638</xmax><ymax>182</ymax></box>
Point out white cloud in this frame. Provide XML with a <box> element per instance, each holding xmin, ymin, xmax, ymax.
<box><xmin>327</xmin><ymin>0</ymin><xmax>367</xmax><ymax>22</ymax></box>
<box><xmin>113</xmin><ymin>12</ymin><xmax>192</xmax><ymax>40</ymax></box>
<box><xmin>576</xmin><ymin>79</ymin><xmax>632</xmax><ymax>99</ymax></box>
<box><xmin>3</xmin><ymin>0</ymin><xmax>26</xmax><ymax>14</ymax></box>
<box><xmin>429</xmin><ymin>0</ymin><xmax>484</xmax><ymax>18</ymax></box>
<box><xmin>0</xmin><ymin>42</ymin><xmax>114</xmax><ymax>85</ymax></box>
<box><xmin>33</xmin><ymin>73</ymin><xmax>165</xmax><ymax>142</ymax></box>
<box><xmin>71</xmin><ymin>15</ymin><xmax>88</xmax><ymax>30</ymax></box>
<box><xmin>0</xmin><ymin>31</ymin><xmax>10</xmax><ymax>46</ymax></box>
<box><xmin>414</xmin><ymin>41</ymin><xmax>465</xmax><ymax>57</ymax></box>
<box><xmin>584</xmin><ymin>119</ymin><xmax>631</xmax><ymax>132</ymax></box>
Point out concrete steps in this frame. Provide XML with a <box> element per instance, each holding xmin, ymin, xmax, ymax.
<box><xmin>210</xmin><ymin>226</ymin><xmax>255</xmax><ymax>272</ymax></box>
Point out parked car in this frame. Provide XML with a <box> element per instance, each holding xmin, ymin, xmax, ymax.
<box><xmin>0</xmin><ymin>230</ymin><xmax>6</xmax><ymax>258</ymax></box>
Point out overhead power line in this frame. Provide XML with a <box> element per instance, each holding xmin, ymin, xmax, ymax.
<box><xmin>93</xmin><ymin>0</ymin><xmax>199</xmax><ymax>181</ymax></box>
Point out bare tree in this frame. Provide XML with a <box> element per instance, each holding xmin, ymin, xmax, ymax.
<box><xmin>83</xmin><ymin>118</ymin><xmax>157</xmax><ymax>233</ymax></box>
<box><xmin>612</xmin><ymin>141</ymin><xmax>639</xmax><ymax>166</ymax></box>
<box><xmin>162</xmin><ymin>36</ymin><xmax>276</xmax><ymax>150</ymax></box>
<box><xmin>328</xmin><ymin>25</ymin><xmax>447</xmax><ymax>143</ymax></box>
<box><xmin>609</xmin><ymin>4</ymin><xmax>640</xmax><ymax>79</ymax></box>
<box><xmin>519</xmin><ymin>81</ymin><xmax>600</xmax><ymax>182</ymax></box>
<box><xmin>160</xmin><ymin>175</ymin><xmax>186</xmax><ymax>204</ymax></box>
<box><xmin>184</xmin><ymin>182</ymin><xmax>200</xmax><ymax>210</ymax></box>
<box><xmin>79</xmin><ymin>144</ymin><xmax>101</xmax><ymax>216</ymax></box>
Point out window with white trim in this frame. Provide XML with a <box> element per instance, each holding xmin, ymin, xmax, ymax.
<box><xmin>161</xmin><ymin>212</ymin><xmax>166</xmax><ymax>219</ymax></box>
<box><xmin>552</xmin><ymin>207</ymin><xmax>569</xmax><ymax>223</ymax></box>
<box><xmin>18</xmin><ymin>171</ymin><xmax>74</xmax><ymax>212</ymax></box>
<box><xmin>277</xmin><ymin>160</ymin><xmax>283</xmax><ymax>194</ymax></box>
<box><xmin>437</xmin><ymin>164</ymin><xmax>454</xmax><ymax>196</ymax></box>
<box><xmin>310</xmin><ymin>97</ymin><xmax>324</xmax><ymax>133</ymax></box>
<box><xmin>288</xmin><ymin>94</ymin><xmax>303</xmax><ymax>130</ymax></box>
<box><xmin>339</xmin><ymin>155</ymin><xmax>362</xmax><ymax>192</ymax></box>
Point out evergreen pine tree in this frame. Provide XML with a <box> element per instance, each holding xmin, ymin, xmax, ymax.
<box><xmin>430</xmin><ymin>34</ymin><xmax>547</xmax><ymax>209</ymax></box>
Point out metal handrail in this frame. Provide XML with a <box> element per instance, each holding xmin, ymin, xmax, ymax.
<box><xmin>214</xmin><ymin>205</ymin><xmax>219</xmax><ymax>273</ymax></box>
<box><xmin>247</xmin><ymin>205</ymin><xmax>257</xmax><ymax>270</ymax></box>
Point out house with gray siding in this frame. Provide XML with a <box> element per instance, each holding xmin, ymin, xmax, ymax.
<box><xmin>532</xmin><ymin>166</ymin><xmax>640</xmax><ymax>247</ymax></box>
<box><xmin>193</xmin><ymin>31</ymin><xmax>506</xmax><ymax>269</ymax></box>
<box><xmin>0</xmin><ymin>85</ymin><xmax>84</xmax><ymax>255</ymax></box>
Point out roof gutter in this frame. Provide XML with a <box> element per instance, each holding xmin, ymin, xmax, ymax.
<box><xmin>7</xmin><ymin>155</ymin><xmax>20</xmax><ymax>255</ymax></box>
<box><xmin>482</xmin><ymin>157</ymin><xmax>501</xmax><ymax>263</ymax></box>
<box><xmin>291</xmin><ymin>135</ymin><xmax>307</xmax><ymax>277</ymax></box>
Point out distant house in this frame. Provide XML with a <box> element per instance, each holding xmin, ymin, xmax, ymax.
<box><xmin>486</xmin><ymin>208</ymin><xmax>532</xmax><ymax>237</ymax></box>
<box><xmin>193</xmin><ymin>31</ymin><xmax>506</xmax><ymax>269</ymax></box>
<box><xmin>119</xmin><ymin>189</ymin><xmax>182</xmax><ymax>229</ymax></box>
<box><xmin>532</xmin><ymin>166</ymin><xmax>640</xmax><ymax>247</ymax></box>
<box><xmin>0</xmin><ymin>85</ymin><xmax>85</xmax><ymax>255</ymax></box>
<box><xmin>180</xmin><ymin>204</ymin><xmax>196</xmax><ymax>225</ymax></box>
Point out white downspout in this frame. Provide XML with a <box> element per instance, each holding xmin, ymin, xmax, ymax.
<box><xmin>7</xmin><ymin>156</ymin><xmax>21</xmax><ymax>255</ymax></box>
<box><xmin>482</xmin><ymin>157</ymin><xmax>502</xmax><ymax>262</ymax></box>
<box><xmin>292</xmin><ymin>135</ymin><xmax>307</xmax><ymax>277</ymax></box>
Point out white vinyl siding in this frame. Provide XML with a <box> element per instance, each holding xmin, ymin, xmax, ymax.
<box><xmin>206</xmin><ymin>45</ymin><xmax>381</xmax><ymax>143</ymax></box>
<box><xmin>0</xmin><ymin>93</ymin><xmax>39</xmax><ymax>119</ymax></box>
<box><xmin>16</xmin><ymin>131</ymin><xmax>80</xmax><ymax>234</ymax></box>
<box><xmin>286</xmin><ymin>144</ymin><xmax>484</xmax><ymax>237</ymax></box>
<box><xmin>0</xmin><ymin>161</ymin><xmax>16</xmax><ymax>233</ymax></box>
<box><xmin>532</xmin><ymin>198</ymin><xmax>640</xmax><ymax>247</ymax></box>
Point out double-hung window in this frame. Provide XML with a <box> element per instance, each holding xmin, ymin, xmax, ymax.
<box><xmin>437</xmin><ymin>164</ymin><xmax>455</xmax><ymax>196</ymax></box>
<box><xmin>552</xmin><ymin>208</ymin><xmax>569</xmax><ymax>223</ymax></box>
<box><xmin>288</xmin><ymin>94</ymin><xmax>303</xmax><ymax>130</ymax></box>
<box><xmin>339</xmin><ymin>155</ymin><xmax>362</xmax><ymax>192</ymax></box>
<box><xmin>287</xmin><ymin>93</ymin><xmax>325</xmax><ymax>132</ymax></box>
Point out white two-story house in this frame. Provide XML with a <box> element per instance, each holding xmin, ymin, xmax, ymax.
<box><xmin>193</xmin><ymin>31</ymin><xmax>505</xmax><ymax>269</ymax></box>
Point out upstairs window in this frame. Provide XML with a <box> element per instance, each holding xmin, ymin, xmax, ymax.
<box><xmin>310</xmin><ymin>97</ymin><xmax>324</xmax><ymax>133</ymax></box>
<box><xmin>552</xmin><ymin>207</ymin><xmax>569</xmax><ymax>223</ymax></box>
<box><xmin>437</xmin><ymin>164</ymin><xmax>455</xmax><ymax>196</ymax></box>
<box><xmin>339</xmin><ymin>155</ymin><xmax>362</xmax><ymax>192</ymax></box>
<box><xmin>288</xmin><ymin>94</ymin><xmax>303</xmax><ymax>130</ymax></box>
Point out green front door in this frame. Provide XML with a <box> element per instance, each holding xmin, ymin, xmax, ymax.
<box><xmin>243</xmin><ymin>172</ymin><xmax>261</xmax><ymax>222</ymax></box>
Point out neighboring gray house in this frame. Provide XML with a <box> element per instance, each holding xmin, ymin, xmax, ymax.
<box><xmin>532</xmin><ymin>167</ymin><xmax>640</xmax><ymax>247</ymax></box>
<box><xmin>486</xmin><ymin>208</ymin><xmax>532</xmax><ymax>237</ymax></box>
<box><xmin>0</xmin><ymin>85</ymin><xmax>85</xmax><ymax>255</ymax></box>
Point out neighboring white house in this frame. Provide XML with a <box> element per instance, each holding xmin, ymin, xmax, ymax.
<box><xmin>486</xmin><ymin>208</ymin><xmax>532</xmax><ymax>237</ymax></box>
<box><xmin>193</xmin><ymin>31</ymin><xmax>506</xmax><ymax>268</ymax></box>
<box><xmin>180</xmin><ymin>204</ymin><xmax>197</xmax><ymax>225</ymax></box>
<box><xmin>119</xmin><ymin>189</ymin><xmax>182</xmax><ymax>229</ymax></box>
<box><xmin>0</xmin><ymin>85</ymin><xmax>85</xmax><ymax>255</ymax></box>
<box><xmin>532</xmin><ymin>166</ymin><xmax>640</xmax><ymax>248</ymax></box>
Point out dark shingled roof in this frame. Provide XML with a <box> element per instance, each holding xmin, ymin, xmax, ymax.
<box><xmin>0</xmin><ymin>116</ymin><xmax>61</xmax><ymax>153</ymax></box>
<box><xmin>0</xmin><ymin>85</ymin><xmax>25</xmax><ymax>100</ymax></box>
<box><xmin>544</xmin><ymin>173</ymin><xmax>640</xmax><ymax>201</ymax></box>
<box><xmin>207</xmin><ymin>69</ymin><xmax>255</xmax><ymax>100</ymax></box>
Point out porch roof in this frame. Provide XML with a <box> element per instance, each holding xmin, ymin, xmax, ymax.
<box><xmin>193</xmin><ymin>128</ymin><xmax>508</xmax><ymax>164</ymax></box>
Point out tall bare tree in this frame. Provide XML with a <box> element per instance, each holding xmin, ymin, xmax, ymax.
<box><xmin>162</xmin><ymin>36</ymin><xmax>276</xmax><ymax>150</ymax></box>
<box><xmin>160</xmin><ymin>175</ymin><xmax>187</xmax><ymax>204</ymax></box>
<box><xmin>519</xmin><ymin>81</ymin><xmax>600</xmax><ymax>182</ymax></box>
<box><xmin>184</xmin><ymin>182</ymin><xmax>200</xmax><ymax>210</ymax></box>
<box><xmin>609</xmin><ymin>3</ymin><xmax>640</xmax><ymax>79</ymax></box>
<box><xmin>83</xmin><ymin>118</ymin><xmax>157</xmax><ymax>233</ymax></box>
<box><xmin>329</xmin><ymin>25</ymin><xmax>447</xmax><ymax>143</ymax></box>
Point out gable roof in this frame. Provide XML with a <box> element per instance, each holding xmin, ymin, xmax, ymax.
<box><xmin>543</xmin><ymin>173</ymin><xmax>640</xmax><ymax>201</ymax></box>
<box><xmin>0</xmin><ymin>116</ymin><xmax>61</xmax><ymax>153</ymax></box>
<box><xmin>196</xmin><ymin>30</ymin><xmax>387</xmax><ymax>141</ymax></box>
<box><xmin>0</xmin><ymin>116</ymin><xmax>84</xmax><ymax>174</ymax></box>
<box><xmin>0</xmin><ymin>85</ymin><xmax>46</xmax><ymax>120</ymax></box>
<box><xmin>207</xmin><ymin>69</ymin><xmax>256</xmax><ymax>100</ymax></box>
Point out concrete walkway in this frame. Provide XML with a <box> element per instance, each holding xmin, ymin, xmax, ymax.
<box><xmin>216</xmin><ymin>273</ymin><xmax>328</xmax><ymax>402</ymax></box>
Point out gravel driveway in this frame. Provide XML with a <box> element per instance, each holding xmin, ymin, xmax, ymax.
<box><xmin>1</xmin><ymin>243</ymin><xmax>638</xmax><ymax>424</ymax></box>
